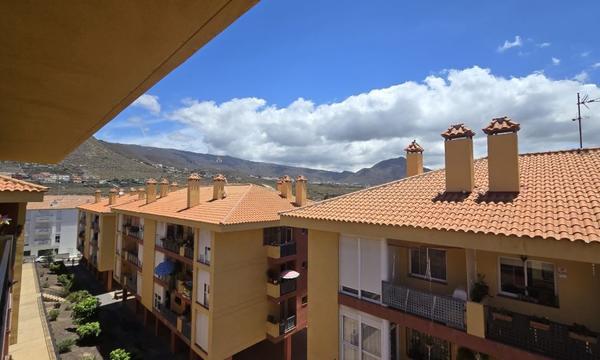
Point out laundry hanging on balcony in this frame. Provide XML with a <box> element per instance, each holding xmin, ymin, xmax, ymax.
<box><xmin>281</xmin><ymin>270</ymin><xmax>300</xmax><ymax>280</ymax></box>
<box><xmin>154</xmin><ymin>260</ymin><xmax>175</xmax><ymax>276</ymax></box>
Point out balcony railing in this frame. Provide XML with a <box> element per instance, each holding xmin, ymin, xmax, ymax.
<box><xmin>198</xmin><ymin>253</ymin><xmax>210</xmax><ymax>266</ymax></box>
<box><xmin>182</xmin><ymin>318</ymin><xmax>191</xmax><ymax>340</ymax></box>
<box><xmin>155</xmin><ymin>303</ymin><xmax>177</xmax><ymax>326</ymax></box>
<box><xmin>486</xmin><ymin>306</ymin><xmax>600</xmax><ymax>360</ymax></box>
<box><xmin>124</xmin><ymin>251</ymin><xmax>142</xmax><ymax>268</ymax></box>
<box><xmin>280</xmin><ymin>279</ymin><xmax>297</xmax><ymax>296</ymax></box>
<box><xmin>382</xmin><ymin>281</ymin><xmax>466</xmax><ymax>331</ymax></box>
<box><xmin>156</xmin><ymin>237</ymin><xmax>181</xmax><ymax>254</ymax></box>
<box><xmin>268</xmin><ymin>315</ymin><xmax>297</xmax><ymax>336</ymax></box>
<box><xmin>184</xmin><ymin>246</ymin><xmax>193</xmax><ymax>260</ymax></box>
<box><xmin>122</xmin><ymin>224</ymin><xmax>143</xmax><ymax>240</ymax></box>
<box><xmin>124</xmin><ymin>274</ymin><xmax>137</xmax><ymax>293</ymax></box>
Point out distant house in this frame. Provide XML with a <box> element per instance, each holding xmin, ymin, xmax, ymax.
<box><xmin>25</xmin><ymin>195</ymin><xmax>94</xmax><ymax>257</ymax></box>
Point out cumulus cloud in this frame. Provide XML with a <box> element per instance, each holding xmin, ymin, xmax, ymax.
<box><xmin>497</xmin><ymin>36</ymin><xmax>523</xmax><ymax>52</ymax></box>
<box><xmin>573</xmin><ymin>71</ymin><xmax>589</xmax><ymax>82</ymax></box>
<box><xmin>537</xmin><ymin>42</ymin><xmax>551</xmax><ymax>48</ymax></box>
<box><xmin>552</xmin><ymin>57</ymin><xmax>561</xmax><ymax>65</ymax></box>
<box><xmin>593</xmin><ymin>63</ymin><xmax>600</xmax><ymax>69</ymax></box>
<box><xmin>105</xmin><ymin>67</ymin><xmax>600</xmax><ymax>171</ymax></box>
<box><xmin>132</xmin><ymin>94</ymin><xmax>161</xmax><ymax>114</ymax></box>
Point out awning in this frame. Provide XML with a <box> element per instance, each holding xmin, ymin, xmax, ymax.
<box><xmin>281</xmin><ymin>270</ymin><xmax>300</xmax><ymax>280</ymax></box>
<box><xmin>154</xmin><ymin>260</ymin><xmax>175</xmax><ymax>277</ymax></box>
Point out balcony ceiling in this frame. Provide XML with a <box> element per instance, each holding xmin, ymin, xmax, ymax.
<box><xmin>0</xmin><ymin>0</ymin><xmax>257</xmax><ymax>163</ymax></box>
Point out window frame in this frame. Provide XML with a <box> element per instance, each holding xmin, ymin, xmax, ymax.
<box><xmin>408</xmin><ymin>247</ymin><xmax>447</xmax><ymax>282</ymax></box>
<box><xmin>340</xmin><ymin>313</ymin><xmax>382</xmax><ymax>360</ymax></box>
<box><xmin>497</xmin><ymin>256</ymin><xmax>558</xmax><ymax>305</ymax></box>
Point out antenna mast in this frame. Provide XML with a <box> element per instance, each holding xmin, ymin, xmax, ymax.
<box><xmin>573</xmin><ymin>92</ymin><xmax>599</xmax><ymax>149</ymax></box>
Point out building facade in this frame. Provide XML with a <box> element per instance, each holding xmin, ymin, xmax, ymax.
<box><xmin>282</xmin><ymin>118</ymin><xmax>600</xmax><ymax>360</ymax></box>
<box><xmin>24</xmin><ymin>195</ymin><xmax>94</xmax><ymax>257</ymax></box>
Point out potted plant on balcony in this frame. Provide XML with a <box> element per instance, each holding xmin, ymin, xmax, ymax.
<box><xmin>491</xmin><ymin>308</ymin><xmax>513</xmax><ymax>323</ymax></box>
<box><xmin>470</xmin><ymin>274</ymin><xmax>489</xmax><ymax>303</ymax></box>
<box><xmin>266</xmin><ymin>269</ymin><xmax>279</xmax><ymax>285</ymax></box>
<box><xmin>529</xmin><ymin>315</ymin><xmax>551</xmax><ymax>331</ymax></box>
<box><xmin>569</xmin><ymin>323</ymin><xmax>598</xmax><ymax>344</ymax></box>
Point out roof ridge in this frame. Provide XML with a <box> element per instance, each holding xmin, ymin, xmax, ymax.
<box><xmin>220</xmin><ymin>184</ymin><xmax>255</xmax><ymax>225</ymax></box>
<box><xmin>0</xmin><ymin>174</ymin><xmax>48</xmax><ymax>191</ymax></box>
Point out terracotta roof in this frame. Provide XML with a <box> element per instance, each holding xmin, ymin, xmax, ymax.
<box><xmin>441</xmin><ymin>124</ymin><xmax>475</xmax><ymax>140</ymax></box>
<box><xmin>0</xmin><ymin>175</ymin><xmax>47</xmax><ymax>192</ymax></box>
<box><xmin>111</xmin><ymin>184</ymin><xmax>299</xmax><ymax>226</ymax></box>
<box><xmin>483</xmin><ymin>116</ymin><xmax>521</xmax><ymax>135</ymax></box>
<box><xmin>405</xmin><ymin>140</ymin><xmax>424</xmax><ymax>153</ymax></box>
<box><xmin>283</xmin><ymin>148</ymin><xmax>600</xmax><ymax>244</ymax></box>
<box><xmin>78</xmin><ymin>193</ymin><xmax>139</xmax><ymax>214</ymax></box>
<box><xmin>28</xmin><ymin>195</ymin><xmax>94</xmax><ymax>210</ymax></box>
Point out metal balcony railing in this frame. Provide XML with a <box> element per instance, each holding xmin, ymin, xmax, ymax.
<box><xmin>124</xmin><ymin>251</ymin><xmax>142</xmax><ymax>268</ymax></box>
<box><xmin>155</xmin><ymin>303</ymin><xmax>177</xmax><ymax>326</ymax></box>
<box><xmin>280</xmin><ymin>242</ymin><xmax>297</xmax><ymax>257</ymax></box>
<box><xmin>184</xmin><ymin>246</ymin><xmax>193</xmax><ymax>260</ymax></box>
<box><xmin>268</xmin><ymin>314</ymin><xmax>297</xmax><ymax>336</ymax></box>
<box><xmin>198</xmin><ymin>253</ymin><xmax>210</xmax><ymax>266</ymax></box>
<box><xmin>382</xmin><ymin>281</ymin><xmax>466</xmax><ymax>331</ymax></box>
<box><xmin>156</xmin><ymin>237</ymin><xmax>180</xmax><ymax>254</ymax></box>
<box><xmin>280</xmin><ymin>279</ymin><xmax>297</xmax><ymax>296</ymax></box>
<box><xmin>486</xmin><ymin>306</ymin><xmax>600</xmax><ymax>360</ymax></box>
<box><xmin>183</xmin><ymin>319</ymin><xmax>191</xmax><ymax>340</ymax></box>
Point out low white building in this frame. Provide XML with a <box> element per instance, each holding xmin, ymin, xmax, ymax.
<box><xmin>25</xmin><ymin>195</ymin><xmax>94</xmax><ymax>257</ymax></box>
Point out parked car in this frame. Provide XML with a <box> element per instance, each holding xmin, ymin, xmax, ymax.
<box><xmin>35</xmin><ymin>255</ymin><xmax>49</xmax><ymax>263</ymax></box>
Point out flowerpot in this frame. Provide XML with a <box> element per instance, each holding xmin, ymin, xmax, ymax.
<box><xmin>569</xmin><ymin>332</ymin><xmax>598</xmax><ymax>344</ymax></box>
<box><xmin>530</xmin><ymin>321</ymin><xmax>550</xmax><ymax>331</ymax></box>
<box><xmin>492</xmin><ymin>312</ymin><xmax>512</xmax><ymax>322</ymax></box>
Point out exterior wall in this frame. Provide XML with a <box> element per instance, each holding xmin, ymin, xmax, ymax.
<box><xmin>98</xmin><ymin>214</ymin><xmax>116</xmax><ymax>272</ymax></box>
<box><xmin>487</xmin><ymin>132</ymin><xmax>519</xmax><ymax>192</ymax></box>
<box><xmin>24</xmin><ymin>208</ymin><xmax>79</xmax><ymax>257</ymax></box>
<box><xmin>294</xmin><ymin>227</ymin><xmax>308</xmax><ymax>330</ymax></box>
<box><xmin>476</xmin><ymin>250</ymin><xmax>600</xmax><ymax>332</ymax></box>
<box><xmin>209</xmin><ymin>229</ymin><xmax>268</xmax><ymax>360</ymax></box>
<box><xmin>387</xmin><ymin>239</ymin><xmax>467</xmax><ymax>297</ymax></box>
<box><xmin>8</xmin><ymin>202</ymin><xmax>26</xmax><ymax>345</ymax></box>
<box><xmin>406</xmin><ymin>152</ymin><xmax>423</xmax><ymax>177</ymax></box>
<box><xmin>308</xmin><ymin>229</ymin><xmax>339</xmax><ymax>360</ymax></box>
<box><xmin>141</xmin><ymin>219</ymin><xmax>156</xmax><ymax>310</ymax></box>
<box><xmin>444</xmin><ymin>137</ymin><xmax>474</xmax><ymax>192</ymax></box>
<box><xmin>82</xmin><ymin>211</ymin><xmax>91</xmax><ymax>261</ymax></box>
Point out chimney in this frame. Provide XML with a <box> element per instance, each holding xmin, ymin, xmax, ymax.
<box><xmin>187</xmin><ymin>173</ymin><xmax>201</xmax><ymax>208</ymax></box>
<box><xmin>159</xmin><ymin>178</ymin><xmax>169</xmax><ymax>197</ymax></box>
<box><xmin>281</xmin><ymin>175</ymin><xmax>292</xmax><ymax>199</ymax></box>
<box><xmin>108</xmin><ymin>188</ymin><xmax>118</xmax><ymax>205</ymax></box>
<box><xmin>441</xmin><ymin>124</ymin><xmax>475</xmax><ymax>193</ymax></box>
<box><xmin>94</xmin><ymin>190</ymin><xmax>101</xmax><ymax>203</ymax></box>
<box><xmin>212</xmin><ymin>174</ymin><xmax>227</xmax><ymax>200</ymax></box>
<box><xmin>405</xmin><ymin>140</ymin><xmax>424</xmax><ymax>177</ymax></box>
<box><xmin>137</xmin><ymin>187</ymin><xmax>146</xmax><ymax>200</ymax></box>
<box><xmin>146</xmin><ymin>178</ymin><xmax>157</xmax><ymax>204</ymax></box>
<box><xmin>295</xmin><ymin>176</ymin><xmax>308</xmax><ymax>206</ymax></box>
<box><xmin>170</xmin><ymin>182</ymin><xmax>178</xmax><ymax>192</ymax></box>
<box><xmin>276</xmin><ymin>179</ymin><xmax>283</xmax><ymax>194</ymax></box>
<box><xmin>483</xmin><ymin>116</ymin><xmax>521</xmax><ymax>192</ymax></box>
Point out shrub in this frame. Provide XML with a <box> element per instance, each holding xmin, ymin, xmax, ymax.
<box><xmin>72</xmin><ymin>296</ymin><xmax>100</xmax><ymax>324</ymax></box>
<box><xmin>67</xmin><ymin>290</ymin><xmax>92</xmax><ymax>303</ymax></box>
<box><xmin>57</xmin><ymin>338</ymin><xmax>75</xmax><ymax>353</ymax></box>
<box><xmin>109</xmin><ymin>348</ymin><xmax>131</xmax><ymax>360</ymax></box>
<box><xmin>53</xmin><ymin>302</ymin><xmax>61</xmax><ymax>309</ymax></box>
<box><xmin>49</xmin><ymin>261</ymin><xmax>66</xmax><ymax>274</ymax></box>
<box><xmin>57</xmin><ymin>274</ymin><xmax>74</xmax><ymax>288</ymax></box>
<box><xmin>48</xmin><ymin>309</ymin><xmax>60</xmax><ymax>321</ymax></box>
<box><xmin>65</xmin><ymin>304</ymin><xmax>72</xmax><ymax>311</ymax></box>
<box><xmin>41</xmin><ymin>281</ymin><xmax>49</xmax><ymax>288</ymax></box>
<box><xmin>76</xmin><ymin>321</ymin><xmax>101</xmax><ymax>342</ymax></box>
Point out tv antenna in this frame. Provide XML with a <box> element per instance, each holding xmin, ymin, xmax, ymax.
<box><xmin>572</xmin><ymin>92</ymin><xmax>599</xmax><ymax>149</ymax></box>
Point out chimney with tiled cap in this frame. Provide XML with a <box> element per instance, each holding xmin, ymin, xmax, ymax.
<box><xmin>94</xmin><ymin>190</ymin><xmax>101</xmax><ymax>203</ymax></box>
<box><xmin>137</xmin><ymin>187</ymin><xmax>145</xmax><ymax>200</ymax></box>
<box><xmin>405</xmin><ymin>140</ymin><xmax>424</xmax><ymax>177</ymax></box>
<box><xmin>276</xmin><ymin>178</ymin><xmax>283</xmax><ymax>194</ymax></box>
<box><xmin>212</xmin><ymin>174</ymin><xmax>227</xmax><ymax>200</ymax></box>
<box><xmin>146</xmin><ymin>178</ymin><xmax>157</xmax><ymax>204</ymax></box>
<box><xmin>170</xmin><ymin>182</ymin><xmax>178</xmax><ymax>192</ymax></box>
<box><xmin>441</xmin><ymin>123</ymin><xmax>475</xmax><ymax>193</ymax></box>
<box><xmin>108</xmin><ymin>188</ymin><xmax>118</xmax><ymax>205</ymax></box>
<box><xmin>483</xmin><ymin>116</ymin><xmax>521</xmax><ymax>192</ymax></box>
<box><xmin>187</xmin><ymin>173</ymin><xmax>200</xmax><ymax>208</ymax></box>
<box><xmin>281</xmin><ymin>175</ymin><xmax>292</xmax><ymax>199</ymax></box>
<box><xmin>295</xmin><ymin>175</ymin><xmax>308</xmax><ymax>206</ymax></box>
<box><xmin>159</xmin><ymin>178</ymin><xmax>169</xmax><ymax>197</ymax></box>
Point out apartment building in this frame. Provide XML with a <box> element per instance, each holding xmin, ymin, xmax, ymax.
<box><xmin>108</xmin><ymin>174</ymin><xmax>309</xmax><ymax>360</ymax></box>
<box><xmin>78</xmin><ymin>189</ymin><xmax>139</xmax><ymax>290</ymax></box>
<box><xmin>282</xmin><ymin>117</ymin><xmax>600</xmax><ymax>360</ymax></box>
<box><xmin>0</xmin><ymin>175</ymin><xmax>46</xmax><ymax>355</ymax></box>
<box><xmin>25</xmin><ymin>195</ymin><xmax>94</xmax><ymax>257</ymax></box>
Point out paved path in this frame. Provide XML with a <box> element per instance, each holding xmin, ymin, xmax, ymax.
<box><xmin>9</xmin><ymin>262</ymin><xmax>53</xmax><ymax>360</ymax></box>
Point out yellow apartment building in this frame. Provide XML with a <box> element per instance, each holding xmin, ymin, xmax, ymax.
<box><xmin>282</xmin><ymin>117</ymin><xmax>600</xmax><ymax>360</ymax></box>
<box><xmin>78</xmin><ymin>188</ymin><xmax>139</xmax><ymax>290</ymax></box>
<box><xmin>109</xmin><ymin>174</ymin><xmax>310</xmax><ymax>360</ymax></box>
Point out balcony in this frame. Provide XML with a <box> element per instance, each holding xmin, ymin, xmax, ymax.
<box><xmin>182</xmin><ymin>318</ymin><xmax>191</xmax><ymax>340</ymax></box>
<box><xmin>123</xmin><ymin>250</ymin><xmax>142</xmax><ymax>268</ymax></box>
<box><xmin>124</xmin><ymin>273</ymin><xmax>137</xmax><ymax>293</ymax></box>
<box><xmin>122</xmin><ymin>224</ymin><xmax>143</xmax><ymax>241</ymax></box>
<box><xmin>156</xmin><ymin>237</ymin><xmax>194</xmax><ymax>263</ymax></box>
<box><xmin>382</xmin><ymin>281</ymin><xmax>466</xmax><ymax>331</ymax></box>
<box><xmin>266</xmin><ymin>314</ymin><xmax>297</xmax><ymax>338</ymax></box>
<box><xmin>485</xmin><ymin>306</ymin><xmax>599</xmax><ymax>360</ymax></box>
<box><xmin>198</xmin><ymin>253</ymin><xmax>210</xmax><ymax>266</ymax></box>
<box><xmin>267</xmin><ymin>279</ymin><xmax>297</xmax><ymax>299</ymax></box>
<box><xmin>266</xmin><ymin>242</ymin><xmax>297</xmax><ymax>259</ymax></box>
<box><xmin>155</xmin><ymin>303</ymin><xmax>177</xmax><ymax>326</ymax></box>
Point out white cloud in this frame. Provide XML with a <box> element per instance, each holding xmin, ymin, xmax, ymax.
<box><xmin>581</xmin><ymin>51</ymin><xmax>591</xmax><ymax>57</ymax></box>
<box><xmin>537</xmin><ymin>42</ymin><xmax>551</xmax><ymax>48</ymax></box>
<box><xmin>593</xmin><ymin>63</ymin><xmax>600</xmax><ymax>69</ymax></box>
<box><xmin>132</xmin><ymin>94</ymin><xmax>161</xmax><ymax>114</ymax></box>
<box><xmin>552</xmin><ymin>57</ymin><xmax>561</xmax><ymax>65</ymax></box>
<box><xmin>497</xmin><ymin>35</ymin><xmax>523</xmax><ymax>52</ymax></box>
<box><xmin>104</xmin><ymin>67</ymin><xmax>600</xmax><ymax>171</ymax></box>
<box><xmin>573</xmin><ymin>71</ymin><xmax>589</xmax><ymax>82</ymax></box>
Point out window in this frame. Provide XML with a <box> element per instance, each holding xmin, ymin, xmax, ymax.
<box><xmin>301</xmin><ymin>295</ymin><xmax>308</xmax><ymax>305</ymax></box>
<box><xmin>361</xmin><ymin>323</ymin><xmax>381</xmax><ymax>360</ymax></box>
<box><xmin>409</xmin><ymin>247</ymin><xmax>447</xmax><ymax>281</ymax></box>
<box><xmin>263</xmin><ymin>227</ymin><xmax>293</xmax><ymax>246</ymax></box>
<box><xmin>499</xmin><ymin>257</ymin><xmax>557</xmax><ymax>307</ymax></box>
<box><xmin>407</xmin><ymin>328</ymin><xmax>450</xmax><ymax>360</ymax></box>
<box><xmin>342</xmin><ymin>316</ymin><xmax>359</xmax><ymax>360</ymax></box>
<box><xmin>55</xmin><ymin>235</ymin><xmax>60</xmax><ymax>243</ymax></box>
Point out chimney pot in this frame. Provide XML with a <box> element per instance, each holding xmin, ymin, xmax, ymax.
<box><xmin>94</xmin><ymin>190</ymin><xmax>101</xmax><ymax>203</ymax></box>
<box><xmin>405</xmin><ymin>140</ymin><xmax>424</xmax><ymax>177</ymax></box>
<box><xmin>295</xmin><ymin>175</ymin><xmax>308</xmax><ymax>206</ymax></box>
<box><xmin>187</xmin><ymin>173</ymin><xmax>201</xmax><ymax>208</ymax></box>
<box><xmin>170</xmin><ymin>182</ymin><xmax>178</xmax><ymax>192</ymax></box>
<box><xmin>441</xmin><ymin>124</ymin><xmax>475</xmax><ymax>192</ymax></box>
<box><xmin>483</xmin><ymin>117</ymin><xmax>521</xmax><ymax>192</ymax></box>
<box><xmin>212</xmin><ymin>174</ymin><xmax>227</xmax><ymax>200</ymax></box>
<box><xmin>109</xmin><ymin>188</ymin><xmax>118</xmax><ymax>205</ymax></box>
<box><xmin>280</xmin><ymin>175</ymin><xmax>292</xmax><ymax>199</ymax></box>
<box><xmin>146</xmin><ymin>178</ymin><xmax>157</xmax><ymax>204</ymax></box>
<box><xmin>159</xmin><ymin>178</ymin><xmax>169</xmax><ymax>197</ymax></box>
<box><xmin>138</xmin><ymin>187</ymin><xmax>146</xmax><ymax>200</ymax></box>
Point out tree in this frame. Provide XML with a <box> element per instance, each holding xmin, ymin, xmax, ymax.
<box><xmin>72</xmin><ymin>296</ymin><xmax>100</xmax><ymax>324</ymax></box>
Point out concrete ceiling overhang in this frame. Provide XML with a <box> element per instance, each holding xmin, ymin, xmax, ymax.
<box><xmin>0</xmin><ymin>0</ymin><xmax>258</xmax><ymax>163</ymax></box>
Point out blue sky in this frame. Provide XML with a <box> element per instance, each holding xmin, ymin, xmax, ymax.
<box><xmin>97</xmin><ymin>0</ymin><xmax>600</xmax><ymax>171</ymax></box>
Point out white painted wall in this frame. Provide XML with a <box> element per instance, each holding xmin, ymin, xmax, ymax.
<box><xmin>195</xmin><ymin>311</ymin><xmax>209</xmax><ymax>351</ymax></box>
<box><xmin>196</xmin><ymin>269</ymin><xmax>210</xmax><ymax>306</ymax></box>
<box><xmin>24</xmin><ymin>208</ymin><xmax>80</xmax><ymax>257</ymax></box>
<box><xmin>197</xmin><ymin>229</ymin><xmax>212</xmax><ymax>263</ymax></box>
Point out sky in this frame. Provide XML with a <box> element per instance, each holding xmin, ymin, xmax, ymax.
<box><xmin>96</xmin><ymin>0</ymin><xmax>600</xmax><ymax>171</ymax></box>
